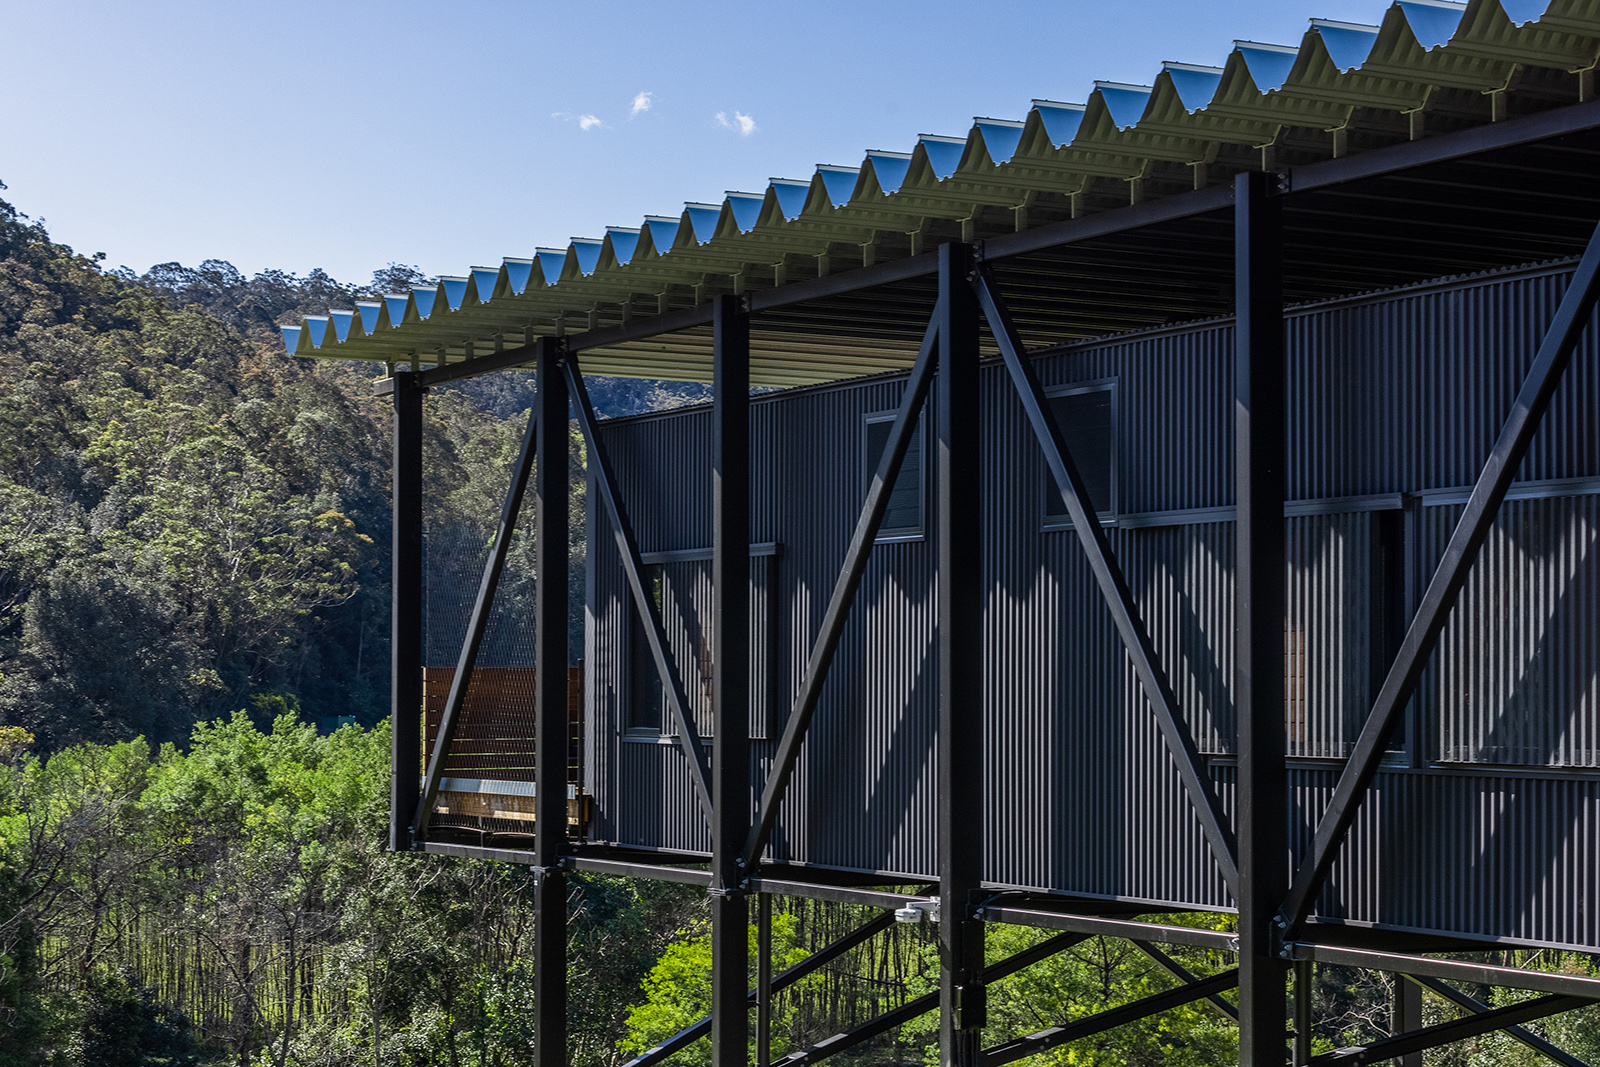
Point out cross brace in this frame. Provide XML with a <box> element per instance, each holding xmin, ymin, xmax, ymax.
<box><xmin>566</xmin><ymin>354</ymin><xmax>715</xmax><ymax>828</ymax></box>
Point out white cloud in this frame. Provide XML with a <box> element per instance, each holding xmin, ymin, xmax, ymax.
<box><xmin>715</xmin><ymin>110</ymin><xmax>757</xmax><ymax>136</ymax></box>
<box><xmin>552</xmin><ymin>111</ymin><xmax>606</xmax><ymax>130</ymax></box>
<box><xmin>630</xmin><ymin>91</ymin><xmax>652</xmax><ymax>118</ymax></box>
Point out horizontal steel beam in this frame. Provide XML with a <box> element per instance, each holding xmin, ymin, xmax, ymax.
<box><xmin>1405</xmin><ymin>975</ymin><xmax>1591</xmax><ymax>1067</ymax></box>
<box><xmin>980</xmin><ymin>905</ymin><xmax>1239</xmax><ymax>952</ymax></box>
<box><xmin>1286</xmin><ymin>943</ymin><xmax>1600</xmax><ymax>1000</ymax></box>
<box><xmin>1133</xmin><ymin>939</ymin><xmax>1240</xmax><ymax>1021</ymax></box>
<box><xmin>1290</xmin><ymin>99</ymin><xmax>1600</xmax><ymax>196</ymax></box>
<box><xmin>622</xmin><ymin>908</ymin><xmax>905</xmax><ymax>1067</ymax></box>
<box><xmin>747</xmin><ymin>879</ymin><xmax>933</xmax><ymax>911</ymax></box>
<box><xmin>978</xmin><ymin>969</ymin><xmax>1240</xmax><ymax>1067</ymax></box>
<box><xmin>570</xmin><ymin>857</ymin><xmax>714</xmax><ymax>886</ymax></box>
<box><xmin>772</xmin><ymin>933</ymin><xmax>1092</xmax><ymax>1067</ymax></box>
<box><xmin>1302</xmin><ymin>994</ymin><xmax>1593</xmax><ymax>1067</ymax></box>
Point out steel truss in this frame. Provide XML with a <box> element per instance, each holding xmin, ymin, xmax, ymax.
<box><xmin>385</xmin><ymin>104</ymin><xmax>1600</xmax><ymax>1066</ymax></box>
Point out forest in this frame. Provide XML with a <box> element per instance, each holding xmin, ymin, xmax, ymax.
<box><xmin>1</xmin><ymin>189</ymin><xmax>1597</xmax><ymax>1065</ymax></box>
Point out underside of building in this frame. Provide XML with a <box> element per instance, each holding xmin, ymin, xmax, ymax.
<box><xmin>287</xmin><ymin>1</ymin><xmax>1600</xmax><ymax>1063</ymax></box>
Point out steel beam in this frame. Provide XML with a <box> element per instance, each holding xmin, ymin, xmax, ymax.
<box><xmin>939</xmin><ymin>242</ymin><xmax>986</xmax><ymax>1067</ymax></box>
<box><xmin>1301</xmin><ymin>995</ymin><xmax>1594</xmax><ymax>1067</ymax></box>
<box><xmin>1284</xmin><ymin>944</ymin><xmax>1600</xmax><ymax>1000</ymax></box>
<box><xmin>532</xmin><ymin>337</ymin><xmax>570</xmax><ymax>1067</ymax></box>
<box><xmin>979</xmin><ymin>904</ymin><xmax>1240</xmax><ymax>952</ymax></box>
<box><xmin>978</xmin><ymin>969</ymin><xmax>1242</xmax><ymax>1067</ymax></box>
<box><xmin>973</xmin><ymin>265</ymin><xmax>1240</xmax><ymax>892</ymax></box>
<box><xmin>1404</xmin><ymin>975</ymin><xmax>1592</xmax><ymax>1067</ymax></box>
<box><xmin>1278</xmin><ymin>213</ymin><xmax>1600</xmax><ymax>932</ymax></box>
<box><xmin>622</xmin><ymin>906</ymin><xmax>907</xmax><ymax>1067</ymax></box>
<box><xmin>711</xmin><ymin>294</ymin><xmax>753</xmax><ymax>1067</ymax></box>
<box><xmin>1133</xmin><ymin>939</ymin><xmax>1241</xmax><ymax>1021</ymax></box>
<box><xmin>773</xmin><ymin>934</ymin><xmax>1091</xmax><ymax>1067</ymax></box>
<box><xmin>740</xmin><ymin>314</ymin><xmax>940</xmax><ymax>867</ymax></box>
<box><xmin>1235</xmin><ymin>169</ymin><xmax>1290</xmax><ymax>1067</ymax></box>
<box><xmin>565</xmin><ymin>355</ymin><xmax>715</xmax><ymax>826</ymax></box>
<box><xmin>390</xmin><ymin>370</ymin><xmax>423</xmax><ymax>853</ymax></box>
<box><xmin>412</xmin><ymin>407</ymin><xmax>539</xmax><ymax>840</ymax></box>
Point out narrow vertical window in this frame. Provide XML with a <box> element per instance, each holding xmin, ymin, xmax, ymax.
<box><xmin>626</xmin><ymin>564</ymin><xmax>665</xmax><ymax>734</ymax></box>
<box><xmin>865</xmin><ymin>411</ymin><xmax>925</xmax><ymax>542</ymax></box>
<box><xmin>1043</xmin><ymin>382</ymin><xmax>1116</xmax><ymax>525</ymax></box>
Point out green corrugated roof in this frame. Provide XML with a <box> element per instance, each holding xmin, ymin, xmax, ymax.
<box><xmin>283</xmin><ymin>0</ymin><xmax>1600</xmax><ymax>385</ymax></box>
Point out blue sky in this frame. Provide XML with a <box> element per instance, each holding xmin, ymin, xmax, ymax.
<box><xmin>3</xmin><ymin>0</ymin><xmax>1381</xmax><ymax>284</ymax></box>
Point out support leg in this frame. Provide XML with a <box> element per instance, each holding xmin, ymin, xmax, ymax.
<box><xmin>1294</xmin><ymin>960</ymin><xmax>1313</xmax><ymax>1066</ymax></box>
<box><xmin>937</xmin><ymin>242</ymin><xmax>985</xmax><ymax>1066</ymax></box>
<box><xmin>712</xmin><ymin>294</ymin><xmax>753</xmax><ymax>1067</ymax></box>
<box><xmin>390</xmin><ymin>370</ymin><xmax>423</xmax><ymax>852</ymax></box>
<box><xmin>1235</xmin><ymin>170</ymin><xmax>1290</xmax><ymax>1067</ymax></box>
<box><xmin>758</xmin><ymin>893</ymin><xmax>772</xmax><ymax>1067</ymax></box>
<box><xmin>1392</xmin><ymin>973</ymin><xmax>1422</xmax><ymax>1067</ymax></box>
<box><xmin>533</xmin><ymin>338</ymin><xmax>571</xmax><ymax>1067</ymax></box>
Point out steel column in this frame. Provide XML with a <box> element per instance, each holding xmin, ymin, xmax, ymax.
<box><xmin>1391</xmin><ymin>974</ymin><xmax>1422</xmax><ymax>1067</ymax></box>
<box><xmin>413</xmin><ymin>406</ymin><xmax>540</xmax><ymax>840</ymax></box>
<box><xmin>1279</xmin><ymin>212</ymin><xmax>1600</xmax><ymax>932</ymax></box>
<box><xmin>711</xmin><ymin>294</ymin><xmax>752</xmax><ymax>1067</ymax></box>
<box><xmin>1235</xmin><ymin>169</ymin><xmax>1290</xmax><ymax>1067</ymax></box>
<box><xmin>532</xmin><ymin>337</ymin><xmax>570</xmax><ymax>1067</ymax></box>
<box><xmin>389</xmin><ymin>370</ymin><xmax>423</xmax><ymax>853</ymax></box>
<box><xmin>937</xmin><ymin>241</ymin><xmax>985</xmax><ymax>1066</ymax></box>
<box><xmin>1293</xmin><ymin>960</ymin><xmax>1313</xmax><ymax>1066</ymax></box>
<box><xmin>757</xmin><ymin>894</ymin><xmax>772</xmax><ymax>1067</ymax></box>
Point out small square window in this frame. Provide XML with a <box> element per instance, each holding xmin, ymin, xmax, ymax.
<box><xmin>1043</xmin><ymin>382</ymin><xmax>1116</xmax><ymax>526</ymax></box>
<box><xmin>865</xmin><ymin>410</ymin><xmax>926</xmax><ymax>542</ymax></box>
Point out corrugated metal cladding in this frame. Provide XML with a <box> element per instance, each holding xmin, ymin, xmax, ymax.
<box><xmin>585</xmin><ymin>259</ymin><xmax>1600</xmax><ymax>946</ymax></box>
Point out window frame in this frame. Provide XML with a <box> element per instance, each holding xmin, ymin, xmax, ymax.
<box><xmin>1040</xmin><ymin>378</ymin><xmax>1119</xmax><ymax>531</ymax></box>
<box><xmin>622</xmin><ymin>544</ymin><xmax>782</xmax><ymax>743</ymax></box>
<box><xmin>863</xmin><ymin>407</ymin><xmax>928</xmax><ymax>544</ymax></box>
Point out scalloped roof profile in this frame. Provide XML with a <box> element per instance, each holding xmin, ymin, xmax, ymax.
<box><xmin>282</xmin><ymin>0</ymin><xmax>1600</xmax><ymax>386</ymax></box>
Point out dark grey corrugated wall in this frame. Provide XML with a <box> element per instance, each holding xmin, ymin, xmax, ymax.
<box><xmin>585</xmin><ymin>259</ymin><xmax>1600</xmax><ymax>949</ymax></box>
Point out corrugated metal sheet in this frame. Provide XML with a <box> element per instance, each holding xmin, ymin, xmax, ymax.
<box><xmin>283</xmin><ymin>0</ymin><xmax>1600</xmax><ymax>385</ymax></box>
<box><xmin>585</xmin><ymin>257</ymin><xmax>1600</xmax><ymax>946</ymax></box>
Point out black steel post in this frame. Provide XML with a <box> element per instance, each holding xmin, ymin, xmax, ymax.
<box><xmin>937</xmin><ymin>242</ymin><xmax>985</xmax><ymax>1066</ymax></box>
<box><xmin>532</xmin><ymin>338</ymin><xmax>570</xmax><ymax>1067</ymax></box>
<box><xmin>1235</xmin><ymin>170</ymin><xmax>1289</xmax><ymax>1067</ymax></box>
<box><xmin>757</xmin><ymin>893</ymin><xmax>772</xmax><ymax>1067</ymax></box>
<box><xmin>390</xmin><ymin>370</ymin><xmax>423</xmax><ymax>853</ymax></box>
<box><xmin>711</xmin><ymin>294</ymin><xmax>752</xmax><ymax>1067</ymax></box>
<box><xmin>1293</xmin><ymin>960</ymin><xmax>1313</xmax><ymax>1066</ymax></box>
<box><xmin>1392</xmin><ymin>973</ymin><xmax>1422</xmax><ymax>1067</ymax></box>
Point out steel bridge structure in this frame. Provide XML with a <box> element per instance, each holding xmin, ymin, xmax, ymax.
<box><xmin>288</xmin><ymin>5</ymin><xmax>1600</xmax><ymax>1063</ymax></box>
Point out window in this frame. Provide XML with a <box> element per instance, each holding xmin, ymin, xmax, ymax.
<box><xmin>1043</xmin><ymin>382</ymin><xmax>1116</xmax><ymax>525</ymax></box>
<box><xmin>625</xmin><ymin>565</ymin><xmax>665</xmax><ymax>734</ymax></box>
<box><xmin>625</xmin><ymin>546</ymin><xmax>781</xmax><ymax>740</ymax></box>
<box><xmin>865</xmin><ymin>411</ymin><xmax>925</xmax><ymax>542</ymax></box>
